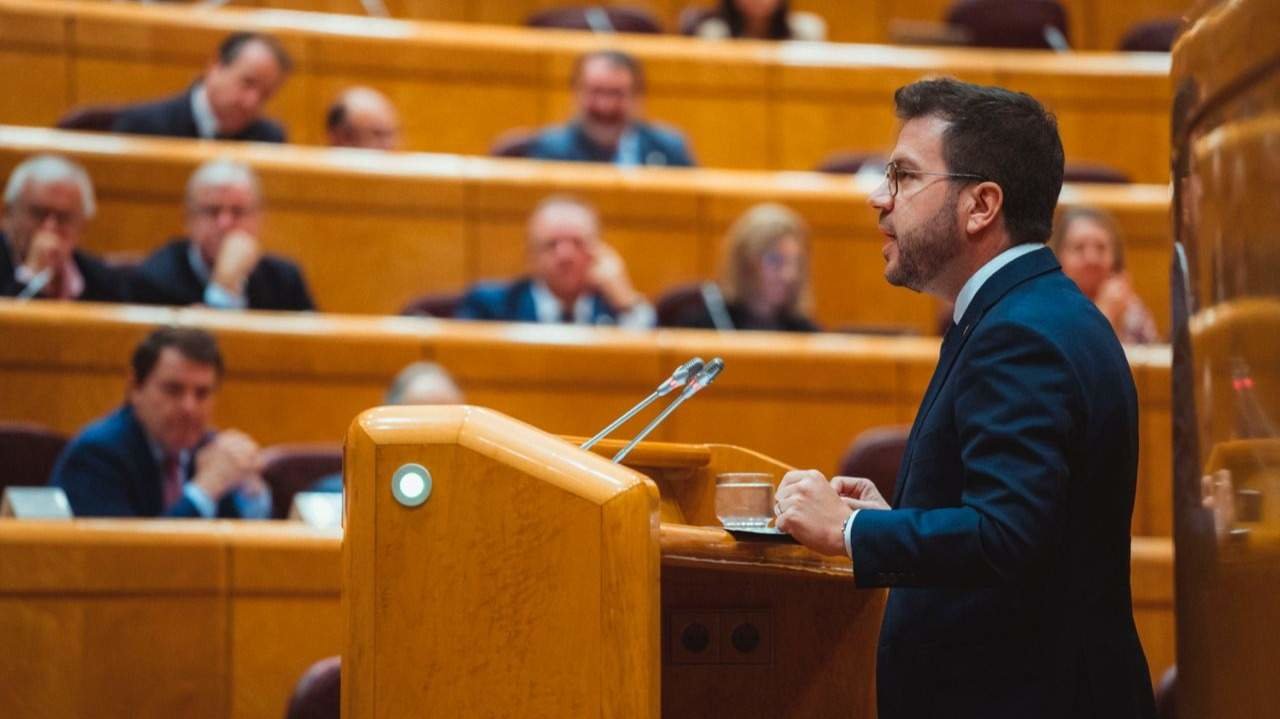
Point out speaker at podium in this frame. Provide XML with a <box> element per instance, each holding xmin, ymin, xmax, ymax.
<box><xmin>343</xmin><ymin>405</ymin><xmax>885</xmax><ymax>718</ymax></box>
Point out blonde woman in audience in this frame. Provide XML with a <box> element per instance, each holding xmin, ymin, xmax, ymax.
<box><xmin>665</xmin><ymin>203</ymin><xmax>818</xmax><ymax>332</ymax></box>
<box><xmin>689</xmin><ymin>0</ymin><xmax>827</xmax><ymax>41</ymax></box>
<box><xmin>1050</xmin><ymin>206</ymin><xmax>1159</xmax><ymax>344</ymax></box>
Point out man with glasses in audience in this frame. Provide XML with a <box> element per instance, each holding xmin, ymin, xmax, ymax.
<box><xmin>112</xmin><ymin>32</ymin><xmax>292</xmax><ymax>143</ymax></box>
<box><xmin>1</xmin><ymin>154</ymin><xmax>128</xmax><ymax>301</ymax></box>
<box><xmin>51</xmin><ymin>326</ymin><xmax>271</xmax><ymax>519</ymax></box>
<box><xmin>524</xmin><ymin>50</ymin><xmax>695</xmax><ymax>167</ymax></box>
<box><xmin>456</xmin><ymin>195</ymin><xmax>654</xmax><ymax>327</ymax></box>
<box><xmin>774</xmin><ymin>78</ymin><xmax>1156</xmax><ymax>719</ymax></box>
<box><xmin>132</xmin><ymin>158</ymin><xmax>315</xmax><ymax>311</ymax></box>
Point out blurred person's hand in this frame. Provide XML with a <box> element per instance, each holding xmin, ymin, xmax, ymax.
<box><xmin>192</xmin><ymin>429</ymin><xmax>263</xmax><ymax>501</ymax></box>
<box><xmin>211</xmin><ymin>230</ymin><xmax>261</xmax><ymax>295</ymax></box>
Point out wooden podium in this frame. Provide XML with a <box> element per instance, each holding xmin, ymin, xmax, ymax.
<box><xmin>343</xmin><ymin>406</ymin><xmax>884</xmax><ymax>718</ymax></box>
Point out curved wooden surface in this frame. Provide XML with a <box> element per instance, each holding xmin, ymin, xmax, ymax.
<box><xmin>0</xmin><ymin>126</ymin><xmax>1176</xmax><ymax>335</ymax></box>
<box><xmin>0</xmin><ymin>0</ymin><xmax>1172</xmax><ymax>181</ymax></box>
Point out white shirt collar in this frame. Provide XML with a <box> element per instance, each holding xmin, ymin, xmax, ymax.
<box><xmin>530</xmin><ymin>279</ymin><xmax>593</xmax><ymax>324</ymax></box>
<box><xmin>952</xmin><ymin>243</ymin><xmax>1046</xmax><ymax>324</ymax></box>
<box><xmin>190</xmin><ymin>84</ymin><xmax>219</xmax><ymax>139</ymax></box>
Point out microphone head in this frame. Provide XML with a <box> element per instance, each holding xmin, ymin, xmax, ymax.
<box><xmin>657</xmin><ymin>357</ymin><xmax>704</xmax><ymax>396</ymax></box>
<box><xmin>683</xmin><ymin>357</ymin><xmax>724</xmax><ymax>395</ymax></box>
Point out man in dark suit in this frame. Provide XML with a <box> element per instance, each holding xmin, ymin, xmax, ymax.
<box><xmin>50</xmin><ymin>327</ymin><xmax>271</xmax><ymax>519</ymax></box>
<box><xmin>456</xmin><ymin>195</ymin><xmax>654</xmax><ymax>327</ymax></box>
<box><xmin>111</xmin><ymin>32</ymin><xmax>291</xmax><ymax>143</ymax></box>
<box><xmin>2</xmin><ymin>154</ymin><xmax>128</xmax><ymax>301</ymax></box>
<box><xmin>524</xmin><ymin>50</ymin><xmax>694</xmax><ymax>167</ymax></box>
<box><xmin>132</xmin><ymin>158</ymin><xmax>315</xmax><ymax>311</ymax></box>
<box><xmin>775</xmin><ymin>78</ymin><xmax>1156</xmax><ymax>718</ymax></box>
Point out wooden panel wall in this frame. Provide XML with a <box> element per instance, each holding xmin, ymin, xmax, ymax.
<box><xmin>0</xmin><ymin>126</ymin><xmax>1174</xmax><ymax>336</ymax></box>
<box><xmin>0</xmin><ymin>0</ymin><xmax>1173</xmax><ymax>182</ymax></box>
<box><xmin>0</xmin><ymin>301</ymin><xmax>1174</xmax><ymax>536</ymax></box>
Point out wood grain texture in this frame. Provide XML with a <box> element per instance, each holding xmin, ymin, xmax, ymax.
<box><xmin>0</xmin><ymin>0</ymin><xmax>1172</xmax><ymax>182</ymax></box>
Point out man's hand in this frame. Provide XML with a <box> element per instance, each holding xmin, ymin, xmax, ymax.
<box><xmin>191</xmin><ymin>430</ymin><xmax>263</xmax><ymax>502</ymax></box>
<box><xmin>587</xmin><ymin>241</ymin><xmax>643</xmax><ymax>311</ymax></box>
<box><xmin>20</xmin><ymin>230</ymin><xmax>70</xmax><ymax>295</ymax></box>
<box><xmin>831</xmin><ymin>475</ymin><xmax>890</xmax><ymax>511</ymax></box>
<box><xmin>775</xmin><ymin>469</ymin><xmax>854</xmax><ymax>556</ymax></box>
<box><xmin>210</xmin><ymin>231</ymin><xmax>261</xmax><ymax>295</ymax></box>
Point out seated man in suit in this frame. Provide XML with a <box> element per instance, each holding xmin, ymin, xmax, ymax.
<box><xmin>132</xmin><ymin>159</ymin><xmax>315</xmax><ymax>311</ymax></box>
<box><xmin>326</xmin><ymin>86</ymin><xmax>402</xmax><ymax>151</ymax></box>
<box><xmin>111</xmin><ymin>32</ymin><xmax>291</xmax><ymax>143</ymax></box>
<box><xmin>1</xmin><ymin>154</ymin><xmax>127</xmax><ymax>301</ymax></box>
<box><xmin>456</xmin><ymin>195</ymin><xmax>654</xmax><ymax>327</ymax></box>
<box><xmin>523</xmin><ymin>50</ymin><xmax>695</xmax><ymax>167</ymax></box>
<box><xmin>50</xmin><ymin>327</ymin><xmax>271</xmax><ymax>519</ymax></box>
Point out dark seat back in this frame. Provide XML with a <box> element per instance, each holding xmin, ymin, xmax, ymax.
<box><xmin>1063</xmin><ymin>162</ymin><xmax>1131</xmax><ymax>184</ymax></box>
<box><xmin>489</xmin><ymin>127</ymin><xmax>539</xmax><ymax>158</ymax></box>
<box><xmin>400</xmin><ymin>292</ymin><xmax>463</xmax><ymax>319</ymax></box>
<box><xmin>260</xmin><ymin>444</ymin><xmax>343</xmax><ymax>519</ymax></box>
<box><xmin>56</xmin><ymin>105</ymin><xmax>121</xmax><ymax>132</ymax></box>
<box><xmin>0</xmin><ymin>422</ymin><xmax>69</xmax><ymax>492</ymax></box>
<box><xmin>284</xmin><ymin>656</ymin><xmax>340</xmax><ymax>719</ymax></box>
<box><xmin>946</xmin><ymin>0</ymin><xmax>1069</xmax><ymax>49</ymax></box>
<box><xmin>837</xmin><ymin>425</ymin><xmax>910</xmax><ymax>500</ymax></box>
<box><xmin>1119</xmin><ymin>18</ymin><xmax>1182</xmax><ymax>52</ymax></box>
<box><xmin>526</xmin><ymin>6</ymin><xmax>663</xmax><ymax>34</ymax></box>
<box><xmin>814</xmin><ymin>152</ymin><xmax>885</xmax><ymax>175</ymax></box>
<box><xmin>677</xmin><ymin>6</ymin><xmax>718</xmax><ymax>35</ymax></box>
<box><xmin>655</xmin><ymin>282</ymin><xmax>710</xmax><ymax>328</ymax></box>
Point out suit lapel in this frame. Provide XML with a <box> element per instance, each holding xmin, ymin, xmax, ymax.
<box><xmin>890</xmin><ymin>247</ymin><xmax>1062</xmax><ymax>507</ymax></box>
<box><xmin>120</xmin><ymin>406</ymin><xmax>165</xmax><ymax>516</ymax></box>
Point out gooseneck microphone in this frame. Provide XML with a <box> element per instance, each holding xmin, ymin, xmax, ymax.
<box><xmin>580</xmin><ymin>357</ymin><xmax>705</xmax><ymax>451</ymax></box>
<box><xmin>612</xmin><ymin>357</ymin><xmax>725</xmax><ymax>464</ymax></box>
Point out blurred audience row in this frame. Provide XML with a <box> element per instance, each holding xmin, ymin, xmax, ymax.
<box><xmin>2</xmin><ymin>150</ymin><xmax>1158</xmax><ymax>343</ymax></box>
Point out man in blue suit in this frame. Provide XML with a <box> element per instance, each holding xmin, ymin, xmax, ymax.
<box><xmin>524</xmin><ymin>50</ymin><xmax>694</xmax><ymax>167</ymax></box>
<box><xmin>111</xmin><ymin>32</ymin><xmax>290</xmax><ymax>143</ymax></box>
<box><xmin>775</xmin><ymin>78</ymin><xmax>1156</xmax><ymax>718</ymax></box>
<box><xmin>50</xmin><ymin>327</ymin><xmax>271</xmax><ymax>519</ymax></box>
<box><xmin>456</xmin><ymin>195</ymin><xmax>655</xmax><ymax>328</ymax></box>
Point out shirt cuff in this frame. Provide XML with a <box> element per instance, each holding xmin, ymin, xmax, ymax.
<box><xmin>204</xmin><ymin>282</ymin><xmax>248</xmax><ymax>309</ymax></box>
<box><xmin>183</xmin><ymin>482</ymin><xmax>217</xmax><ymax>518</ymax></box>
<box><xmin>234</xmin><ymin>485</ymin><xmax>273</xmax><ymax>520</ymax></box>
<box><xmin>615</xmin><ymin>300</ymin><xmax>656</xmax><ymax>330</ymax></box>
<box><xmin>844</xmin><ymin>509</ymin><xmax>860</xmax><ymax>559</ymax></box>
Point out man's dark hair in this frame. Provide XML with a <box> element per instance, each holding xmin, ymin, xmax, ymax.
<box><xmin>217</xmin><ymin>32</ymin><xmax>294</xmax><ymax>74</ymax></box>
<box><xmin>894</xmin><ymin>77</ymin><xmax>1064</xmax><ymax>246</ymax></box>
<box><xmin>572</xmin><ymin>50</ymin><xmax>645</xmax><ymax>94</ymax></box>
<box><xmin>325</xmin><ymin>100</ymin><xmax>347</xmax><ymax>132</ymax></box>
<box><xmin>719</xmin><ymin>0</ymin><xmax>792</xmax><ymax>40</ymax></box>
<box><xmin>131</xmin><ymin>327</ymin><xmax>224</xmax><ymax>384</ymax></box>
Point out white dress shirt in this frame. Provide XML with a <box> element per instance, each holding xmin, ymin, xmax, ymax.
<box><xmin>187</xmin><ymin>242</ymin><xmax>248</xmax><ymax>309</ymax></box>
<box><xmin>190</xmin><ymin>84</ymin><xmax>219</xmax><ymax>139</ymax></box>
<box><xmin>529</xmin><ymin>279</ymin><xmax>656</xmax><ymax>329</ymax></box>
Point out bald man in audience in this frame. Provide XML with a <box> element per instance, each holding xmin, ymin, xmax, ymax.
<box><xmin>132</xmin><ymin>159</ymin><xmax>315</xmax><ymax>311</ymax></box>
<box><xmin>111</xmin><ymin>32</ymin><xmax>291</xmax><ymax>143</ymax></box>
<box><xmin>50</xmin><ymin>327</ymin><xmax>271</xmax><ymax>519</ymax></box>
<box><xmin>456</xmin><ymin>196</ymin><xmax>655</xmax><ymax>327</ymax></box>
<box><xmin>523</xmin><ymin>50</ymin><xmax>695</xmax><ymax>167</ymax></box>
<box><xmin>2</xmin><ymin>155</ymin><xmax>128</xmax><ymax>301</ymax></box>
<box><xmin>326</xmin><ymin>87</ymin><xmax>402</xmax><ymax>151</ymax></box>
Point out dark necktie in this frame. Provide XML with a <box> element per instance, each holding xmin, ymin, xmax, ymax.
<box><xmin>162</xmin><ymin>453</ymin><xmax>183</xmax><ymax>511</ymax></box>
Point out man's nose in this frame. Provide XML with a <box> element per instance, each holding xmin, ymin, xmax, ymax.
<box><xmin>868</xmin><ymin>182</ymin><xmax>893</xmax><ymax>211</ymax></box>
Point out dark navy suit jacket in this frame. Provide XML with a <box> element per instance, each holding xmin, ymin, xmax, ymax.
<box><xmin>849</xmin><ymin>248</ymin><xmax>1156</xmax><ymax>719</ymax></box>
<box><xmin>131</xmin><ymin>239</ymin><xmax>315</xmax><ymax>311</ymax></box>
<box><xmin>455</xmin><ymin>277</ymin><xmax>621</xmax><ymax>324</ymax></box>
<box><xmin>0</xmin><ymin>233</ymin><xmax>129</xmax><ymax>302</ymax></box>
<box><xmin>526</xmin><ymin>121</ymin><xmax>694</xmax><ymax>167</ymax></box>
<box><xmin>49</xmin><ymin>405</ymin><xmax>241</xmax><ymax>518</ymax></box>
<box><xmin>110</xmin><ymin>87</ymin><xmax>287</xmax><ymax>143</ymax></box>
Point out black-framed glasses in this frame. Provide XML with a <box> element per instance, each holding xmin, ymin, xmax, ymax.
<box><xmin>884</xmin><ymin>160</ymin><xmax>986</xmax><ymax>199</ymax></box>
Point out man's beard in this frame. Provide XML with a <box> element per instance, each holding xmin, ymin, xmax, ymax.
<box><xmin>885</xmin><ymin>191</ymin><xmax>961</xmax><ymax>292</ymax></box>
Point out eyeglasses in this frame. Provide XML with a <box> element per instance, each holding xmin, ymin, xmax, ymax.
<box><xmin>883</xmin><ymin>160</ymin><xmax>986</xmax><ymax>200</ymax></box>
<box><xmin>20</xmin><ymin>203</ymin><xmax>83</xmax><ymax>228</ymax></box>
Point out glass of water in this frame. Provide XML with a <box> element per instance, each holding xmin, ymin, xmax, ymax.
<box><xmin>715</xmin><ymin>473</ymin><xmax>775</xmax><ymax>529</ymax></box>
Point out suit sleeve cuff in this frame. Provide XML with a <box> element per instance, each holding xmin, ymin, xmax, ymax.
<box><xmin>182</xmin><ymin>483</ymin><xmax>217</xmax><ymax>518</ymax></box>
<box><xmin>204</xmin><ymin>282</ymin><xmax>247</xmax><ymax>309</ymax></box>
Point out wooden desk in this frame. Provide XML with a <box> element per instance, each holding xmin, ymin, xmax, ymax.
<box><xmin>154</xmin><ymin>0</ymin><xmax>1191</xmax><ymax>51</ymax></box>
<box><xmin>0</xmin><ymin>126</ymin><xmax>1175</xmax><ymax>336</ymax></box>
<box><xmin>0</xmin><ymin>0</ymin><xmax>1173</xmax><ymax>182</ymax></box>
<box><xmin>0</xmin><ymin>300</ymin><xmax>1174</xmax><ymax>536</ymax></box>
<box><xmin>0</xmin><ymin>522</ymin><xmax>1174</xmax><ymax>719</ymax></box>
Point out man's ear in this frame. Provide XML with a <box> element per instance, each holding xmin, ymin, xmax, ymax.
<box><xmin>965</xmin><ymin>181</ymin><xmax>1003</xmax><ymax>237</ymax></box>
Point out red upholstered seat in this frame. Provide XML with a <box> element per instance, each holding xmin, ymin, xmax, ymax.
<box><xmin>0</xmin><ymin>422</ymin><xmax>69</xmax><ymax>492</ymax></box>
<box><xmin>56</xmin><ymin>105</ymin><xmax>121</xmax><ymax>132</ymax></box>
<box><xmin>677</xmin><ymin>6</ymin><xmax>718</xmax><ymax>36</ymax></box>
<box><xmin>946</xmin><ymin>0</ymin><xmax>1070</xmax><ymax>50</ymax></box>
<box><xmin>837</xmin><ymin>425</ymin><xmax>910</xmax><ymax>501</ymax></box>
<box><xmin>260</xmin><ymin>444</ymin><xmax>342</xmax><ymax>520</ymax></box>
<box><xmin>655</xmin><ymin>282</ymin><xmax>710</xmax><ymax>327</ymax></box>
<box><xmin>814</xmin><ymin>152</ymin><xmax>885</xmax><ymax>175</ymax></box>
<box><xmin>400</xmin><ymin>292</ymin><xmax>463</xmax><ymax>319</ymax></box>
<box><xmin>284</xmin><ymin>655</ymin><xmax>340</xmax><ymax>719</ymax></box>
<box><xmin>489</xmin><ymin>127</ymin><xmax>539</xmax><ymax>158</ymax></box>
<box><xmin>526</xmin><ymin>6</ymin><xmax>663</xmax><ymax>34</ymax></box>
